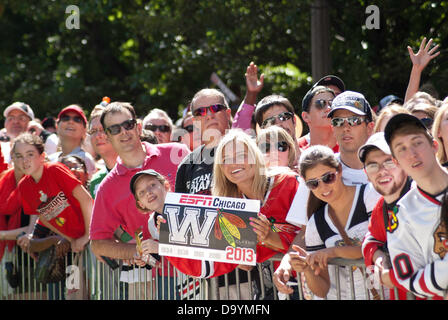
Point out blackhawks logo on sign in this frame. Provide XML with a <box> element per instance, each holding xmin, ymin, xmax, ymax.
<box><xmin>214</xmin><ymin>209</ymin><xmax>247</xmax><ymax>247</ymax></box>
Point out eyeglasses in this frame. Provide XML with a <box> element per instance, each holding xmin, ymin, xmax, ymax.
<box><xmin>261</xmin><ymin>112</ymin><xmax>294</xmax><ymax>128</ymax></box>
<box><xmin>105</xmin><ymin>119</ymin><xmax>137</xmax><ymax>135</ymax></box>
<box><xmin>192</xmin><ymin>104</ymin><xmax>228</xmax><ymax>117</ymax></box>
<box><xmin>331</xmin><ymin>116</ymin><xmax>365</xmax><ymax>127</ymax></box>
<box><xmin>88</xmin><ymin>128</ymin><xmax>105</xmax><ymax>136</ymax></box>
<box><xmin>59</xmin><ymin>115</ymin><xmax>84</xmax><ymax>124</ymax></box>
<box><xmin>365</xmin><ymin>159</ymin><xmax>397</xmax><ymax>175</ymax></box>
<box><xmin>183</xmin><ymin>125</ymin><xmax>194</xmax><ymax>133</ymax></box>
<box><xmin>314</xmin><ymin>99</ymin><xmax>333</xmax><ymax>109</ymax></box>
<box><xmin>145</xmin><ymin>124</ymin><xmax>171</xmax><ymax>133</ymax></box>
<box><xmin>305</xmin><ymin>171</ymin><xmax>338</xmax><ymax>190</ymax></box>
<box><xmin>259</xmin><ymin>141</ymin><xmax>289</xmax><ymax>153</ymax></box>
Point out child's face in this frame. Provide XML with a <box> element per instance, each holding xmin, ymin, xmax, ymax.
<box><xmin>12</xmin><ymin>141</ymin><xmax>44</xmax><ymax>177</ymax></box>
<box><xmin>134</xmin><ymin>175</ymin><xmax>167</xmax><ymax>213</ymax></box>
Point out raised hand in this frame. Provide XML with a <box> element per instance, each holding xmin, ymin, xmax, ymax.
<box><xmin>245</xmin><ymin>61</ymin><xmax>264</xmax><ymax>94</ymax></box>
<box><xmin>407</xmin><ymin>37</ymin><xmax>440</xmax><ymax>71</ymax></box>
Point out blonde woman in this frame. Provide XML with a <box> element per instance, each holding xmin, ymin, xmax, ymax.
<box><xmin>256</xmin><ymin>126</ymin><xmax>298</xmax><ymax>171</ymax></box>
<box><xmin>432</xmin><ymin>101</ymin><xmax>448</xmax><ymax>166</ymax></box>
<box><xmin>213</xmin><ymin>129</ymin><xmax>300</xmax><ymax>264</ymax></box>
<box><xmin>374</xmin><ymin>104</ymin><xmax>411</xmax><ymax>133</ymax></box>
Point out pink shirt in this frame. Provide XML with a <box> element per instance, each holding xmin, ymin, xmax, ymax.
<box><xmin>90</xmin><ymin>142</ymin><xmax>190</xmax><ymax>240</ymax></box>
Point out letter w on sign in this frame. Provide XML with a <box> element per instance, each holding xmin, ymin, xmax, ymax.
<box><xmin>165</xmin><ymin>206</ymin><xmax>217</xmax><ymax>247</ymax></box>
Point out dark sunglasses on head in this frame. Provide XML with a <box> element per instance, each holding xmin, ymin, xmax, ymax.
<box><xmin>305</xmin><ymin>171</ymin><xmax>338</xmax><ymax>190</ymax></box>
<box><xmin>314</xmin><ymin>99</ymin><xmax>333</xmax><ymax>110</ymax></box>
<box><xmin>259</xmin><ymin>141</ymin><xmax>289</xmax><ymax>154</ymax></box>
<box><xmin>192</xmin><ymin>104</ymin><xmax>228</xmax><ymax>117</ymax></box>
<box><xmin>105</xmin><ymin>119</ymin><xmax>137</xmax><ymax>135</ymax></box>
<box><xmin>183</xmin><ymin>125</ymin><xmax>194</xmax><ymax>133</ymax></box>
<box><xmin>261</xmin><ymin>112</ymin><xmax>294</xmax><ymax>128</ymax></box>
<box><xmin>60</xmin><ymin>115</ymin><xmax>84</xmax><ymax>124</ymax></box>
<box><xmin>145</xmin><ymin>124</ymin><xmax>171</xmax><ymax>133</ymax></box>
<box><xmin>331</xmin><ymin>116</ymin><xmax>365</xmax><ymax>127</ymax></box>
<box><xmin>420</xmin><ymin>117</ymin><xmax>433</xmax><ymax>129</ymax></box>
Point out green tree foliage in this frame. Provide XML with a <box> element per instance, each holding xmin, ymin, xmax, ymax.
<box><xmin>0</xmin><ymin>1</ymin><xmax>447</xmax><ymax>125</ymax></box>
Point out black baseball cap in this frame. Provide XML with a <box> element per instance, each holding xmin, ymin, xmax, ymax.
<box><xmin>130</xmin><ymin>169</ymin><xmax>165</xmax><ymax>196</ymax></box>
<box><xmin>378</xmin><ymin>95</ymin><xmax>403</xmax><ymax>113</ymax></box>
<box><xmin>301</xmin><ymin>85</ymin><xmax>335</xmax><ymax>112</ymax></box>
<box><xmin>384</xmin><ymin>113</ymin><xmax>430</xmax><ymax>146</ymax></box>
<box><xmin>313</xmin><ymin>75</ymin><xmax>345</xmax><ymax>93</ymax></box>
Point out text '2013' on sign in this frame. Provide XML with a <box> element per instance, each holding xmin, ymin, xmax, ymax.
<box><xmin>159</xmin><ymin>193</ymin><xmax>260</xmax><ymax>265</ymax></box>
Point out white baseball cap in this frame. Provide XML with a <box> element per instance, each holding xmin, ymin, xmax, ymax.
<box><xmin>358</xmin><ymin>132</ymin><xmax>391</xmax><ymax>163</ymax></box>
<box><xmin>4</xmin><ymin>102</ymin><xmax>35</xmax><ymax>120</ymax></box>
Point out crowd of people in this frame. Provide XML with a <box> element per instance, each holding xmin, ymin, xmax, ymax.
<box><xmin>0</xmin><ymin>37</ymin><xmax>446</xmax><ymax>300</ymax></box>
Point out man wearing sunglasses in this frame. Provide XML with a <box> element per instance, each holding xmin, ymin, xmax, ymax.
<box><xmin>90</xmin><ymin>102</ymin><xmax>190</xmax><ymax>296</ymax></box>
<box><xmin>359</xmin><ymin>132</ymin><xmax>411</xmax><ymax>300</ymax></box>
<box><xmin>48</xmin><ymin>104</ymin><xmax>96</xmax><ymax>178</ymax></box>
<box><xmin>299</xmin><ymin>85</ymin><xmax>338</xmax><ymax>153</ymax></box>
<box><xmin>328</xmin><ymin>90</ymin><xmax>376</xmax><ymax>186</ymax></box>
<box><xmin>142</xmin><ymin>108</ymin><xmax>173</xmax><ymax>144</ymax></box>
<box><xmin>286</xmin><ymin>91</ymin><xmax>380</xmax><ymax>229</ymax></box>
<box><xmin>175</xmin><ymin>88</ymin><xmax>232</xmax><ymax>195</ymax></box>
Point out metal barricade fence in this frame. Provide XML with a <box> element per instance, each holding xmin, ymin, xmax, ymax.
<box><xmin>0</xmin><ymin>246</ymin><xmax>415</xmax><ymax>300</ymax></box>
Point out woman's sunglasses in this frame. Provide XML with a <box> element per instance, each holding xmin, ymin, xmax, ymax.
<box><xmin>259</xmin><ymin>141</ymin><xmax>289</xmax><ymax>153</ymax></box>
<box><xmin>59</xmin><ymin>115</ymin><xmax>84</xmax><ymax>124</ymax></box>
<box><xmin>305</xmin><ymin>171</ymin><xmax>338</xmax><ymax>190</ymax></box>
<box><xmin>261</xmin><ymin>112</ymin><xmax>294</xmax><ymax>128</ymax></box>
<box><xmin>192</xmin><ymin>104</ymin><xmax>228</xmax><ymax>117</ymax></box>
<box><xmin>145</xmin><ymin>124</ymin><xmax>171</xmax><ymax>133</ymax></box>
<box><xmin>105</xmin><ymin>119</ymin><xmax>137</xmax><ymax>135</ymax></box>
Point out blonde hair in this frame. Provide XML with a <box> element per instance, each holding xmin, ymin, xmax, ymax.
<box><xmin>256</xmin><ymin>126</ymin><xmax>297</xmax><ymax>169</ymax></box>
<box><xmin>374</xmin><ymin>104</ymin><xmax>411</xmax><ymax>133</ymax></box>
<box><xmin>212</xmin><ymin>129</ymin><xmax>267</xmax><ymax>201</ymax></box>
<box><xmin>432</xmin><ymin>101</ymin><xmax>448</xmax><ymax>164</ymax></box>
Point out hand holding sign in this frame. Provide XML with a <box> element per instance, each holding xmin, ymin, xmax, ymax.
<box><xmin>159</xmin><ymin>193</ymin><xmax>260</xmax><ymax>265</ymax></box>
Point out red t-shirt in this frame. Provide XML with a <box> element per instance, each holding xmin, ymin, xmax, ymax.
<box><xmin>298</xmin><ymin>135</ymin><xmax>339</xmax><ymax>153</ymax></box>
<box><xmin>18</xmin><ymin>162</ymin><xmax>86</xmax><ymax>239</ymax></box>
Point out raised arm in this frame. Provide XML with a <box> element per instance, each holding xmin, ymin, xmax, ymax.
<box><xmin>232</xmin><ymin>61</ymin><xmax>264</xmax><ymax>130</ymax></box>
<box><xmin>404</xmin><ymin>37</ymin><xmax>440</xmax><ymax>103</ymax></box>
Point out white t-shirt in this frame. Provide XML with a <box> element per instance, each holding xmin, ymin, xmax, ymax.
<box><xmin>286</xmin><ymin>153</ymin><xmax>379</xmax><ymax>227</ymax></box>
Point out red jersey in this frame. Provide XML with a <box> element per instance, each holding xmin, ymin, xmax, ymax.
<box><xmin>362</xmin><ymin>178</ymin><xmax>413</xmax><ymax>300</ymax></box>
<box><xmin>18</xmin><ymin>162</ymin><xmax>86</xmax><ymax>239</ymax></box>
<box><xmin>257</xmin><ymin>173</ymin><xmax>301</xmax><ymax>263</ymax></box>
<box><xmin>0</xmin><ymin>169</ymin><xmax>23</xmax><ymax>261</ymax></box>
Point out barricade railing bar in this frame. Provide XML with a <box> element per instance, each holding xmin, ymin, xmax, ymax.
<box><xmin>0</xmin><ymin>247</ymin><xmax>415</xmax><ymax>300</ymax></box>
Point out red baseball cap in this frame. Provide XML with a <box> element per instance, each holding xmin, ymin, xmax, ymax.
<box><xmin>57</xmin><ymin>105</ymin><xmax>87</xmax><ymax>125</ymax></box>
